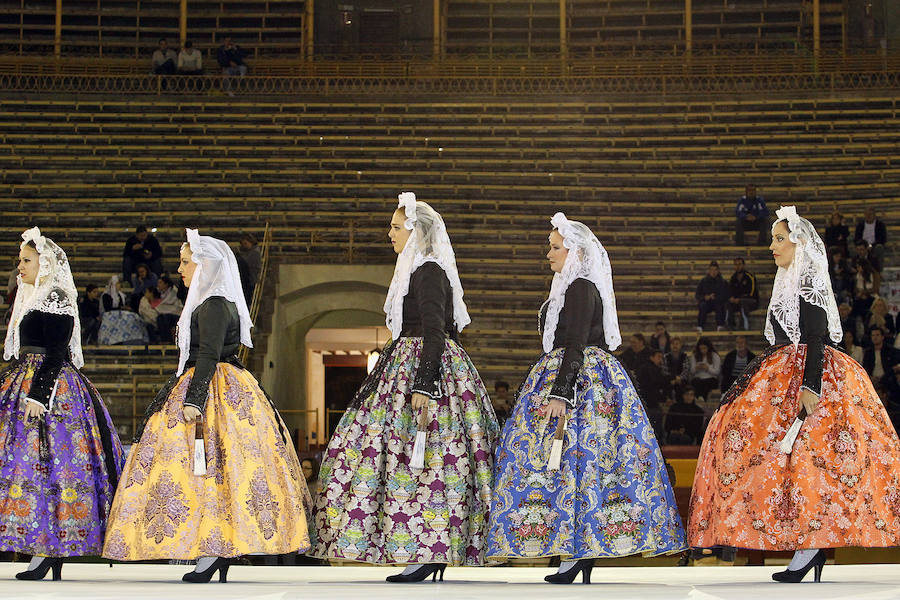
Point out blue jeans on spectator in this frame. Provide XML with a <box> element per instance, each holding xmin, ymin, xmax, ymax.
<box><xmin>698</xmin><ymin>300</ymin><xmax>726</xmax><ymax>329</ymax></box>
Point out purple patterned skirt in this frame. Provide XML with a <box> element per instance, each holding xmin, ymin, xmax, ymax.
<box><xmin>311</xmin><ymin>338</ymin><xmax>499</xmax><ymax>565</ymax></box>
<box><xmin>0</xmin><ymin>354</ymin><xmax>124</xmax><ymax>556</ymax></box>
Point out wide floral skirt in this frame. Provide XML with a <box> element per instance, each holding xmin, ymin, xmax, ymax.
<box><xmin>102</xmin><ymin>363</ymin><xmax>312</xmax><ymax>560</ymax></box>
<box><xmin>689</xmin><ymin>345</ymin><xmax>900</xmax><ymax>550</ymax></box>
<box><xmin>487</xmin><ymin>347</ymin><xmax>686</xmax><ymax>559</ymax></box>
<box><xmin>0</xmin><ymin>354</ymin><xmax>124</xmax><ymax>556</ymax></box>
<box><xmin>311</xmin><ymin>337</ymin><xmax>499</xmax><ymax>566</ymax></box>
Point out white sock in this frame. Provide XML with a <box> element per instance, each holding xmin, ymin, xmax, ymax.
<box><xmin>27</xmin><ymin>556</ymin><xmax>48</xmax><ymax>570</ymax></box>
<box><xmin>788</xmin><ymin>549</ymin><xmax>819</xmax><ymax>571</ymax></box>
<box><xmin>557</xmin><ymin>560</ymin><xmax>578</xmax><ymax>574</ymax></box>
<box><xmin>194</xmin><ymin>556</ymin><xmax>218</xmax><ymax>572</ymax></box>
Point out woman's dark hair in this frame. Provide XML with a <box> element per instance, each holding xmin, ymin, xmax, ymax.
<box><xmin>25</xmin><ymin>240</ymin><xmax>37</xmax><ymax>249</ymax></box>
<box><xmin>693</xmin><ymin>336</ymin><xmax>716</xmax><ymax>360</ymax></box>
<box><xmin>85</xmin><ymin>284</ymin><xmax>98</xmax><ymax>294</ymax></box>
<box><xmin>184</xmin><ymin>40</ymin><xmax>193</xmax><ymax>48</ymax></box>
<box><xmin>159</xmin><ymin>274</ymin><xmax>173</xmax><ymax>287</ymax></box>
<box><xmin>135</xmin><ymin>263</ymin><xmax>150</xmax><ymax>276</ymax></box>
<box><xmin>145</xmin><ymin>287</ymin><xmax>161</xmax><ymax>299</ymax></box>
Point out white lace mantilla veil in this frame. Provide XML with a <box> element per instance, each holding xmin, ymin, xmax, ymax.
<box><xmin>764</xmin><ymin>205</ymin><xmax>842</xmax><ymax>346</ymax></box>
<box><xmin>3</xmin><ymin>227</ymin><xmax>83</xmax><ymax>368</ymax></box>
<box><xmin>383</xmin><ymin>191</ymin><xmax>470</xmax><ymax>340</ymax></box>
<box><xmin>542</xmin><ymin>213</ymin><xmax>622</xmax><ymax>353</ymax></box>
<box><xmin>176</xmin><ymin>229</ymin><xmax>253</xmax><ymax>375</ymax></box>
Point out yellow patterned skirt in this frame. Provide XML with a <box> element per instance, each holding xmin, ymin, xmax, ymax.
<box><xmin>102</xmin><ymin>363</ymin><xmax>312</xmax><ymax>560</ymax></box>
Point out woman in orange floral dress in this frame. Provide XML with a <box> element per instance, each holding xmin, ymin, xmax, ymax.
<box><xmin>689</xmin><ymin>206</ymin><xmax>900</xmax><ymax>583</ymax></box>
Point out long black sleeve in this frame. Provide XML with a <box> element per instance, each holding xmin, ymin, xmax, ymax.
<box><xmin>800</xmin><ymin>299</ymin><xmax>827</xmax><ymax>396</ymax></box>
<box><xmin>28</xmin><ymin>313</ymin><xmax>74</xmax><ymax>408</ymax></box>
<box><xmin>411</xmin><ymin>263</ymin><xmax>448</xmax><ymax>398</ymax></box>
<box><xmin>184</xmin><ymin>298</ymin><xmax>230</xmax><ymax>412</ymax></box>
<box><xmin>549</xmin><ymin>279</ymin><xmax>596</xmax><ymax>407</ymax></box>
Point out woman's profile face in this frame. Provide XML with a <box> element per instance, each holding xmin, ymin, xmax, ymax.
<box><xmin>177</xmin><ymin>245</ymin><xmax>197</xmax><ymax>287</ymax></box>
<box><xmin>388</xmin><ymin>209</ymin><xmax>411</xmax><ymax>255</ymax></box>
<box><xmin>17</xmin><ymin>245</ymin><xmax>39</xmax><ymax>286</ymax></box>
<box><xmin>547</xmin><ymin>230</ymin><xmax>568</xmax><ymax>273</ymax></box>
<box><xmin>769</xmin><ymin>221</ymin><xmax>796</xmax><ymax>269</ymax></box>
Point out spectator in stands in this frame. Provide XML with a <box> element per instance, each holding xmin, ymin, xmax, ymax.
<box><xmin>130</xmin><ymin>263</ymin><xmax>159</xmax><ymax>311</ymax></box>
<box><xmin>824</xmin><ymin>211</ymin><xmax>850</xmax><ymax>257</ymax></box>
<box><xmin>851</xmin><ymin>243</ymin><xmax>880</xmax><ymax>320</ymax></box>
<box><xmin>492</xmin><ymin>381</ymin><xmax>512</xmax><ymax>426</ymax></box>
<box><xmin>217</xmin><ymin>36</ymin><xmax>248</xmax><ymax>95</ymax></box>
<box><xmin>155</xmin><ymin>275</ymin><xmax>184</xmax><ymax>342</ymax></box>
<box><xmin>649</xmin><ymin>321</ymin><xmax>671</xmax><ymax>355</ymax></box>
<box><xmin>619</xmin><ymin>333</ymin><xmax>652</xmax><ymax>374</ymax></box>
<box><xmin>854</xmin><ymin>206</ymin><xmax>887</xmax><ymax>272</ymax></box>
<box><xmin>863</xmin><ymin>326</ymin><xmax>900</xmax><ymax>390</ymax></box>
<box><xmin>665</xmin><ymin>336</ymin><xmax>689</xmax><ymax>395</ymax></box>
<box><xmin>636</xmin><ymin>349</ymin><xmax>670</xmax><ymax>438</ymax></box>
<box><xmin>839</xmin><ymin>301</ymin><xmax>864</xmax><ymax>345</ymax></box>
<box><xmin>687</xmin><ymin>337</ymin><xmax>721</xmax><ymax>401</ymax></box>
<box><xmin>726</xmin><ymin>257</ymin><xmax>758</xmax><ymax>330</ymax></box>
<box><xmin>177</xmin><ymin>40</ymin><xmax>203</xmax><ymax>75</ymax></box>
<box><xmin>843</xmin><ymin>329</ymin><xmax>864</xmax><ymax>364</ymax></box>
<box><xmin>122</xmin><ymin>225</ymin><xmax>163</xmax><ymax>283</ymax></box>
<box><xmin>302</xmin><ymin>457</ymin><xmax>321</xmax><ymax>497</ymax></box>
<box><xmin>720</xmin><ymin>335</ymin><xmax>756</xmax><ymax>392</ymax></box>
<box><xmin>696</xmin><ymin>260</ymin><xmax>729</xmax><ymax>332</ymax></box>
<box><xmin>99</xmin><ymin>275</ymin><xmax>149</xmax><ymax>346</ymax></box>
<box><xmin>866</xmin><ymin>297</ymin><xmax>896</xmax><ymax>343</ymax></box>
<box><xmin>138</xmin><ymin>287</ymin><xmax>162</xmax><ymax>341</ymax></box>
<box><xmin>735</xmin><ymin>184</ymin><xmax>769</xmax><ymax>246</ymax></box>
<box><xmin>152</xmin><ymin>38</ymin><xmax>177</xmax><ymax>75</ymax></box>
<box><xmin>4</xmin><ymin>266</ymin><xmax>17</xmax><ymax>324</ymax></box>
<box><xmin>78</xmin><ymin>283</ymin><xmax>102</xmax><ymax>345</ymax></box>
<box><xmin>665</xmin><ymin>386</ymin><xmax>706</xmax><ymax>445</ymax></box>
<box><xmin>239</xmin><ymin>233</ymin><xmax>262</xmax><ymax>286</ymax></box>
<box><xmin>829</xmin><ymin>249</ymin><xmax>855</xmax><ymax>305</ymax></box>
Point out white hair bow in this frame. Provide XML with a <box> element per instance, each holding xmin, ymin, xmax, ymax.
<box><xmin>550</xmin><ymin>212</ymin><xmax>576</xmax><ymax>249</ymax></box>
<box><xmin>398</xmin><ymin>191</ymin><xmax>417</xmax><ymax>231</ymax></box>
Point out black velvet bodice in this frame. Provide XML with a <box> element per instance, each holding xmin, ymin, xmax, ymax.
<box><xmin>183</xmin><ymin>296</ymin><xmax>242</xmax><ymax>411</ymax></box>
<box><xmin>768</xmin><ymin>298</ymin><xmax>828</xmax><ymax>395</ymax></box>
<box><xmin>539</xmin><ymin>278</ymin><xmax>606</xmax><ymax>406</ymax></box>
<box><xmin>399</xmin><ymin>262</ymin><xmax>458</xmax><ymax>398</ymax></box>
<box><xmin>18</xmin><ymin>310</ymin><xmax>75</xmax><ymax>407</ymax></box>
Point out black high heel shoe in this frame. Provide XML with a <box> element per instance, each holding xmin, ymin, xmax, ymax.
<box><xmin>182</xmin><ymin>558</ymin><xmax>230</xmax><ymax>583</ymax></box>
<box><xmin>772</xmin><ymin>550</ymin><xmax>826</xmax><ymax>583</ymax></box>
<box><xmin>544</xmin><ymin>559</ymin><xmax>594</xmax><ymax>584</ymax></box>
<box><xmin>385</xmin><ymin>563</ymin><xmax>446</xmax><ymax>583</ymax></box>
<box><xmin>15</xmin><ymin>557</ymin><xmax>63</xmax><ymax>581</ymax></box>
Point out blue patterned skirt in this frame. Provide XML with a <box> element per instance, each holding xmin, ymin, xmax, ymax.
<box><xmin>487</xmin><ymin>346</ymin><xmax>686</xmax><ymax>559</ymax></box>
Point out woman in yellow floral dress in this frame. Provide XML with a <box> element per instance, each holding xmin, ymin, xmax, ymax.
<box><xmin>102</xmin><ymin>229</ymin><xmax>312</xmax><ymax>583</ymax></box>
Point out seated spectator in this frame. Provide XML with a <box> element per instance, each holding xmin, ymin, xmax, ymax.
<box><xmin>649</xmin><ymin>321</ymin><xmax>671</xmax><ymax>355</ymax></box>
<box><xmin>839</xmin><ymin>301</ymin><xmax>863</xmax><ymax>343</ymax></box>
<box><xmin>239</xmin><ymin>233</ymin><xmax>262</xmax><ymax>284</ymax></box>
<box><xmin>852</xmin><ymin>246</ymin><xmax>879</xmax><ymax>321</ymax></box>
<box><xmin>865</xmin><ymin>297</ymin><xmax>896</xmax><ymax>343</ymax></box>
<box><xmin>217</xmin><ymin>36</ymin><xmax>248</xmax><ymax>95</ymax></box>
<box><xmin>824</xmin><ymin>211</ymin><xmax>850</xmax><ymax>257</ymax></box>
<box><xmin>492</xmin><ymin>380</ymin><xmax>512</xmax><ymax>427</ymax></box>
<box><xmin>619</xmin><ymin>333</ymin><xmax>651</xmax><ymax>374</ymax></box>
<box><xmin>665</xmin><ymin>386</ymin><xmax>706</xmax><ymax>445</ymax></box>
<box><xmin>302</xmin><ymin>457</ymin><xmax>321</xmax><ymax>497</ymax></box>
<box><xmin>123</xmin><ymin>225</ymin><xmax>163</xmax><ymax>283</ymax></box>
<box><xmin>155</xmin><ymin>275</ymin><xmax>184</xmax><ymax>342</ymax></box>
<box><xmin>696</xmin><ymin>261</ymin><xmax>729</xmax><ymax>332</ymax></box>
<box><xmin>726</xmin><ymin>257</ymin><xmax>758</xmax><ymax>330</ymax></box>
<box><xmin>99</xmin><ymin>275</ymin><xmax>149</xmax><ymax>346</ymax></box>
<box><xmin>177</xmin><ymin>40</ymin><xmax>203</xmax><ymax>75</ymax></box>
<box><xmin>863</xmin><ymin>326</ymin><xmax>900</xmax><ymax>390</ymax></box>
<box><xmin>152</xmin><ymin>38</ymin><xmax>177</xmax><ymax>75</ymax></box>
<box><xmin>130</xmin><ymin>264</ymin><xmax>159</xmax><ymax>311</ymax></box>
<box><xmin>636</xmin><ymin>349</ymin><xmax>670</xmax><ymax>438</ymax></box>
<box><xmin>665</xmin><ymin>336</ymin><xmax>689</xmax><ymax>396</ymax></box>
<box><xmin>735</xmin><ymin>183</ymin><xmax>769</xmax><ymax>246</ymax></box>
<box><xmin>720</xmin><ymin>335</ymin><xmax>756</xmax><ymax>392</ymax></box>
<box><xmin>139</xmin><ymin>287</ymin><xmax>162</xmax><ymax>341</ymax></box>
<box><xmin>687</xmin><ymin>337</ymin><xmax>721</xmax><ymax>401</ymax></box>
<box><xmin>78</xmin><ymin>283</ymin><xmax>102</xmax><ymax>345</ymax></box>
<box><xmin>829</xmin><ymin>249</ymin><xmax>855</xmax><ymax>305</ymax></box>
<box><xmin>854</xmin><ymin>206</ymin><xmax>887</xmax><ymax>271</ymax></box>
<box><xmin>843</xmin><ymin>329</ymin><xmax>864</xmax><ymax>364</ymax></box>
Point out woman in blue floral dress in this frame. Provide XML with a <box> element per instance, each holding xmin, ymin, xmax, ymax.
<box><xmin>487</xmin><ymin>213</ymin><xmax>685</xmax><ymax>583</ymax></box>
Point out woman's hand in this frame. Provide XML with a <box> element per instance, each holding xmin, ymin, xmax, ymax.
<box><xmin>22</xmin><ymin>400</ymin><xmax>46</xmax><ymax>420</ymax></box>
<box><xmin>540</xmin><ymin>398</ymin><xmax>567</xmax><ymax>418</ymax></box>
<box><xmin>183</xmin><ymin>405</ymin><xmax>201</xmax><ymax>423</ymax></box>
<box><xmin>411</xmin><ymin>392</ymin><xmax>428</xmax><ymax>411</ymax></box>
<box><xmin>799</xmin><ymin>388</ymin><xmax>819</xmax><ymax>414</ymax></box>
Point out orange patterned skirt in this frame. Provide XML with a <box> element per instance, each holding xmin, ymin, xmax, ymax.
<box><xmin>689</xmin><ymin>344</ymin><xmax>900</xmax><ymax>550</ymax></box>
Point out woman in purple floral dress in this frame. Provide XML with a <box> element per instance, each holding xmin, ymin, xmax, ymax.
<box><xmin>311</xmin><ymin>193</ymin><xmax>499</xmax><ymax>582</ymax></box>
<box><xmin>0</xmin><ymin>228</ymin><xmax>124</xmax><ymax>581</ymax></box>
